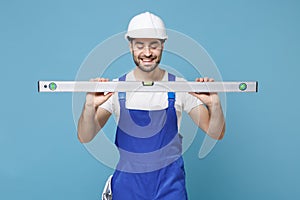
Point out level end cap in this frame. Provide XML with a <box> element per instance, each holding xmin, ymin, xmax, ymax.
<box><xmin>37</xmin><ymin>81</ymin><xmax>40</xmax><ymax>92</ymax></box>
<box><xmin>256</xmin><ymin>81</ymin><xmax>259</xmax><ymax>92</ymax></box>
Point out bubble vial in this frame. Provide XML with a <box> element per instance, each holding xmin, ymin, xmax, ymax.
<box><xmin>49</xmin><ymin>82</ymin><xmax>57</xmax><ymax>91</ymax></box>
<box><xmin>239</xmin><ymin>83</ymin><xmax>247</xmax><ymax>91</ymax></box>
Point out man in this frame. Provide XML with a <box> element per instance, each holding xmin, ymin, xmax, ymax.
<box><xmin>78</xmin><ymin>12</ymin><xmax>225</xmax><ymax>200</ymax></box>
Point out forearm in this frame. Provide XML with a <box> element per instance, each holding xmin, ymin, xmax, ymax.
<box><xmin>206</xmin><ymin>102</ymin><xmax>226</xmax><ymax>140</ymax></box>
<box><xmin>77</xmin><ymin>103</ymin><xmax>100</xmax><ymax>143</ymax></box>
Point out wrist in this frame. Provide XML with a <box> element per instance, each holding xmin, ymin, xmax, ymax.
<box><xmin>206</xmin><ymin>101</ymin><xmax>221</xmax><ymax>110</ymax></box>
<box><xmin>205</xmin><ymin>94</ymin><xmax>220</xmax><ymax>108</ymax></box>
<box><xmin>85</xmin><ymin>102</ymin><xmax>97</xmax><ymax>111</ymax></box>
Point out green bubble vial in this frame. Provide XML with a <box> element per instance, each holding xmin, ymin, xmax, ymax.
<box><xmin>239</xmin><ymin>83</ymin><xmax>247</xmax><ymax>91</ymax></box>
<box><xmin>142</xmin><ymin>81</ymin><xmax>154</xmax><ymax>86</ymax></box>
<box><xmin>49</xmin><ymin>82</ymin><xmax>57</xmax><ymax>91</ymax></box>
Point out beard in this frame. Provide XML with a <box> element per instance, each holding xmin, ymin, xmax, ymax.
<box><xmin>132</xmin><ymin>50</ymin><xmax>162</xmax><ymax>72</ymax></box>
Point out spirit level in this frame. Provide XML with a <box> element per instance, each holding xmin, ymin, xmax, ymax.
<box><xmin>38</xmin><ymin>81</ymin><xmax>258</xmax><ymax>93</ymax></box>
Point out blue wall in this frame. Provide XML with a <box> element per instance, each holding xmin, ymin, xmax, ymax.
<box><xmin>1</xmin><ymin>0</ymin><xmax>299</xmax><ymax>199</ymax></box>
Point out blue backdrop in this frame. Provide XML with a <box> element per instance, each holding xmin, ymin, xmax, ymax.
<box><xmin>1</xmin><ymin>0</ymin><xmax>299</xmax><ymax>199</ymax></box>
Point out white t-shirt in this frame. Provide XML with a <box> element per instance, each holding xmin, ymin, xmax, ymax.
<box><xmin>100</xmin><ymin>70</ymin><xmax>203</xmax><ymax>129</ymax></box>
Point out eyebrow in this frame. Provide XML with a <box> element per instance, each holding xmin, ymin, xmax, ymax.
<box><xmin>134</xmin><ymin>41</ymin><xmax>144</xmax><ymax>45</ymax></box>
<box><xmin>149</xmin><ymin>41</ymin><xmax>160</xmax><ymax>45</ymax></box>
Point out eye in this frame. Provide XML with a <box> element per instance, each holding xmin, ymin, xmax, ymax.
<box><xmin>150</xmin><ymin>42</ymin><xmax>160</xmax><ymax>50</ymax></box>
<box><xmin>150</xmin><ymin>44</ymin><xmax>158</xmax><ymax>49</ymax></box>
<box><xmin>135</xmin><ymin>43</ymin><xmax>144</xmax><ymax>50</ymax></box>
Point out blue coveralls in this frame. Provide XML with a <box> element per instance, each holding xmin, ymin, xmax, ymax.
<box><xmin>111</xmin><ymin>73</ymin><xmax>188</xmax><ymax>200</ymax></box>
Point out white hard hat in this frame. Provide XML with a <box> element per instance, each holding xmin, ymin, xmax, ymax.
<box><xmin>125</xmin><ymin>12</ymin><xmax>168</xmax><ymax>40</ymax></box>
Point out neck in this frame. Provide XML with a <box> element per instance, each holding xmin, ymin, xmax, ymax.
<box><xmin>133</xmin><ymin>67</ymin><xmax>165</xmax><ymax>81</ymax></box>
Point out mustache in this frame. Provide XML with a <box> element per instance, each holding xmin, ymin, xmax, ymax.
<box><xmin>139</xmin><ymin>55</ymin><xmax>157</xmax><ymax>59</ymax></box>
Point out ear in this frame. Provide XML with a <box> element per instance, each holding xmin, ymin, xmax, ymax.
<box><xmin>129</xmin><ymin>41</ymin><xmax>133</xmax><ymax>54</ymax></box>
<box><xmin>161</xmin><ymin>42</ymin><xmax>164</xmax><ymax>50</ymax></box>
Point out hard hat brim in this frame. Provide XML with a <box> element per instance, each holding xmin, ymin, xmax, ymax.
<box><xmin>125</xmin><ymin>28</ymin><xmax>168</xmax><ymax>40</ymax></box>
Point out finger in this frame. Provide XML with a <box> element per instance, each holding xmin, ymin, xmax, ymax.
<box><xmin>197</xmin><ymin>77</ymin><xmax>204</xmax><ymax>82</ymax></box>
<box><xmin>106</xmin><ymin>92</ymin><xmax>114</xmax><ymax>96</ymax></box>
<box><xmin>188</xmin><ymin>92</ymin><xmax>197</xmax><ymax>97</ymax></box>
<box><xmin>196</xmin><ymin>78</ymin><xmax>204</xmax><ymax>82</ymax></box>
<box><xmin>203</xmin><ymin>77</ymin><xmax>209</xmax><ymax>82</ymax></box>
<box><xmin>99</xmin><ymin>78</ymin><xmax>111</xmax><ymax>82</ymax></box>
<box><xmin>103</xmin><ymin>92</ymin><xmax>114</xmax><ymax>100</ymax></box>
<box><xmin>90</xmin><ymin>78</ymin><xmax>101</xmax><ymax>82</ymax></box>
<box><xmin>209</xmin><ymin>78</ymin><xmax>214</xmax><ymax>82</ymax></box>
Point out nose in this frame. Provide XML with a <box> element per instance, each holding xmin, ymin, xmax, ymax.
<box><xmin>143</xmin><ymin>47</ymin><xmax>152</xmax><ymax>56</ymax></box>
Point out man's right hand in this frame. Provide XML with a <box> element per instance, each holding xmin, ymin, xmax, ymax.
<box><xmin>85</xmin><ymin>78</ymin><xmax>114</xmax><ymax>109</ymax></box>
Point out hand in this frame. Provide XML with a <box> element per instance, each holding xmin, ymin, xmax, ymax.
<box><xmin>189</xmin><ymin>77</ymin><xmax>220</xmax><ymax>107</ymax></box>
<box><xmin>85</xmin><ymin>78</ymin><xmax>114</xmax><ymax>109</ymax></box>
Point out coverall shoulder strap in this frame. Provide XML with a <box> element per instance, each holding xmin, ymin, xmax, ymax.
<box><xmin>168</xmin><ymin>73</ymin><xmax>175</xmax><ymax>81</ymax></box>
<box><xmin>118</xmin><ymin>74</ymin><xmax>127</xmax><ymax>100</ymax></box>
<box><xmin>167</xmin><ymin>73</ymin><xmax>175</xmax><ymax>100</ymax></box>
<box><xmin>118</xmin><ymin>74</ymin><xmax>127</xmax><ymax>81</ymax></box>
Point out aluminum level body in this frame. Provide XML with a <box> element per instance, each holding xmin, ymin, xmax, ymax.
<box><xmin>38</xmin><ymin>81</ymin><xmax>258</xmax><ymax>93</ymax></box>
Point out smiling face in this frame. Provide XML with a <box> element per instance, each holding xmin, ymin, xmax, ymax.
<box><xmin>130</xmin><ymin>38</ymin><xmax>164</xmax><ymax>73</ymax></box>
